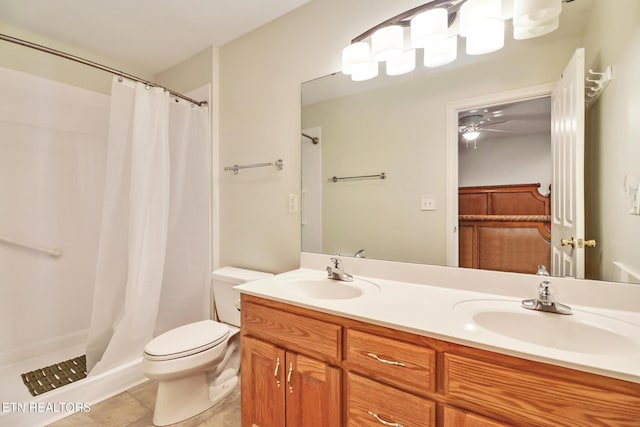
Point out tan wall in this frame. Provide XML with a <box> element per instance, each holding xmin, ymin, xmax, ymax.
<box><xmin>154</xmin><ymin>46</ymin><xmax>214</xmax><ymax>95</ymax></box>
<box><xmin>583</xmin><ymin>0</ymin><xmax>640</xmax><ymax>281</ymax></box>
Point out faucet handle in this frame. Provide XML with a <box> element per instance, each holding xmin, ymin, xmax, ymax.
<box><xmin>538</xmin><ymin>280</ymin><xmax>553</xmax><ymax>300</ymax></box>
<box><xmin>329</xmin><ymin>257</ymin><xmax>342</xmax><ymax>269</ymax></box>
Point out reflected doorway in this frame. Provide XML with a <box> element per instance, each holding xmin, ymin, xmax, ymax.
<box><xmin>457</xmin><ymin>97</ymin><xmax>552</xmax><ymax>275</ymax></box>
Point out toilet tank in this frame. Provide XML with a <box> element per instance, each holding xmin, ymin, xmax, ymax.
<box><xmin>211</xmin><ymin>267</ymin><xmax>273</xmax><ymax>327</ymax></box>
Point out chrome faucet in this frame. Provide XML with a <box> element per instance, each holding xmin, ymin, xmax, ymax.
<box><xmin>536</xmin><ymin>264</ymin><xmax>549</xmax><ymax>276</ymax></box>
<box><xmin>354</xmin><ymin>249</ymin><xmax>366</xmax><ymax>258</ymax></box>
<box><xmin>326</xmin><ymin>257</ymin><xmax>354</xmax><ymax>282</ymax></box>
<box><xmin>522</xmin><ymin>281</ymin><xmax>572</xmax><ymax>315</ymax></box>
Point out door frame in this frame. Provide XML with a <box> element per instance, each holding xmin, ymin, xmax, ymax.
<box><xmin>445</xmin><ymin>83</ymin><xmax>555</xmax><ymax>267</ymax></box>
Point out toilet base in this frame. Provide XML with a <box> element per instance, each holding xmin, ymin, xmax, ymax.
<box><xmin>152</xmin><ymin>372</ymin><xmax>213</xmax><ymax>426</ymax></box>
<box><xmin>151</xmin><ymin>373</ymin><xmax>239</xmax><ymax>426</ymax></box>
<box><xmin>209</xmin><ymin>373</ymin><xmax>239</xmax><ymax>406</ymax></box>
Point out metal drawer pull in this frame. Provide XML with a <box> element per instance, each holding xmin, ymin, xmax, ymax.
<box><xmin>367</xmin><ymin>352</ymin><xmax>406</xmax><ymax>367</ymax></box>
<box><xmin>367</xmin><ymin>411</ymin><xmax>404</xmax><ymax>427</ymax></box>
<box><xmin>287</xmin><ymin>362</ymin><xmax>294</xmax><ymax>394</ymax></box>
<box><xmin>274</xmin><ymin>357</ymin><xmax>281</xmax><ymax>388</ymax></box>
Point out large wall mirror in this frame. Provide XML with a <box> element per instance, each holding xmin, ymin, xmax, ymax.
<box><xmin>301</xmin><ymin>0</ymin><xmax>640</xmax><ymax>284</ymax></box>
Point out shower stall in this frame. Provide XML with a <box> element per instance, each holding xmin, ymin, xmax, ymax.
<box><xmin>0</xmin><ymin>59</ymin><xmax>211</xmax><ymax>425</ymax></box>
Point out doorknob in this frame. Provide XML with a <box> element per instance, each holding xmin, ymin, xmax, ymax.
<box><xmin>561</xmin><ymin>237</ymin><xmax>597</xmax><ymax>248</ymax></box>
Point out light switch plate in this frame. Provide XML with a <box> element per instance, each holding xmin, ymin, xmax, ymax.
<box><xmin>421</xmin><ymin>195</ymin><xmax>435</xmax><ymax>211</ymax></box>
<box><xmin>288</xmin><ymin>194</ymin><xmax>299</xmax><ymax>213</ymax></box>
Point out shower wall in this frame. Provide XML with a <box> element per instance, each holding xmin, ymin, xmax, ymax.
<box><xmin>0</xmin><ymin>66</ymin><xmax>109</xmax><ymax>365</ymax></box>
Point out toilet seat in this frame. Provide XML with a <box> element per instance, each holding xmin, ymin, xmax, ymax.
<box><xmin>144</xmin><ymin>320</ymin><xmax>230</xmax><ymax>361</ymax></box>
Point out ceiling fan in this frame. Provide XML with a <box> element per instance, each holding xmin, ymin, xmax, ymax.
<box><xmin>458</xmin><ymin>114</ymin><xmax>512</xmax><ymax>148</ymax></box>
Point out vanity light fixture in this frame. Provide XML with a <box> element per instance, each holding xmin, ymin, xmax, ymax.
<box><xmin>341</xmin><ymin>0</ymin><xmax>569</xmax><ymax>81</ymax></box>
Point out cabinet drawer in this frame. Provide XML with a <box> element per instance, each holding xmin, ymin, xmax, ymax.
<box><xmin>442</xmin><ymin>406</ymin><xmax>510</xmax><ymax>427</ymax></box>
<box><xmin>346</xmin><ymin>329</ymin><xmax>435</xmax><ymax>394</ymax></box>
<box><xmin>242</xmin><ymin>300</ymin><xmax>341</xmax><ymax>360</ymax></box>
<box><xmin>347</xmin><ymin>373</ymin><xmax>435</xmax><ymax>427</ymax></box>
<box><xmin>444</xmin><ymin>353</ymin><xmax>640</xmax><ymax>427</ymax></box>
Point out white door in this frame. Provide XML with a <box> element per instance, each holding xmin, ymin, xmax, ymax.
<box><xmin>550</xmin><ymin>48</ymin><xmax>586</xmax><ymax>278</ymax></box>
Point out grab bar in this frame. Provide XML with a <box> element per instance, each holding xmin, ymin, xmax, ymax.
<box><xmin>0</xmin><ymin>236</ymin><xmax>63</xmax><ymax>257</ymax></box>
<box><xmin>224</xmin><ymin>159</ymin><xmax>284</xmax><ymax>175</ymax></box>
<box><xmin>329</xmin><ymin>172</ymin><xmax>386</xmax><ymax>183</ymax></box>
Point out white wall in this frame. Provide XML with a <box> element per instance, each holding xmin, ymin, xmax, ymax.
<box><xmin>0</xmin><ymin>66</ymin><xmax>109</xmax><ymax>362</ymax></box>
<box><xmin>583</xmin><ymin>0</ymin><xmax>640</xmax><ymax>282</ymax></box>
<box><xmin>219</xmin><ymin>0</ymin><xmax>580</xmax><ymax>272</ymax></box>
<box><xmin>459</xmin><ymin>133</ymin><xmax>551</xmax><ymax>192</ymax></box>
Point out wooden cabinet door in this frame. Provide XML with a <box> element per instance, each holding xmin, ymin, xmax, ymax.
<box><xmin>285</xmin><ymin>352</ymin><xmax>341</xmax><ymax>427</ymax></box>
<box><xmin>241</xmin><ymin>336</ymin><xmax>286</xmax><ymax>427</ymax></box>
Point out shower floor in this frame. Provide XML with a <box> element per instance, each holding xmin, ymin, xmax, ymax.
<box><xmin>0</xmin><ymin>343</ymin><xmax>85</xmax><ymax>403</ymax></box>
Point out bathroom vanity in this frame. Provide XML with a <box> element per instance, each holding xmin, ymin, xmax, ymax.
<box><xmin>237</xmin><ymin>257</ymin><xmax>640</xmax><ymax>427</ymax></box>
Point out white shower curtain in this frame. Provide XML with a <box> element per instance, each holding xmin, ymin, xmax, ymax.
<box><xmin>86</xmin><ymin>77</ymin><xmax>210</xmax><ymax>374</ymax></box>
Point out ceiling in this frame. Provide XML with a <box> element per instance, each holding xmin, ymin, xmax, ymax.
<box><xmin>458</xmin><ymin>96</ymin><xmax>552</xmax><ymax>142</ymax></box>
<box><xmin>0</xmin><ymin>0</ymin><xmax>311</xmax><ymax>76</ymax></box>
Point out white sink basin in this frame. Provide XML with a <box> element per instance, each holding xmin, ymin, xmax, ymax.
<box><xmin>454</xmin><ymin>299</ymin><xmax>640</xmax><ymax>355</ymax></box>
<box><xmin>277</xmin><ymin>276</ymin><xmax>380</xmax><ymax>300</ymax></box>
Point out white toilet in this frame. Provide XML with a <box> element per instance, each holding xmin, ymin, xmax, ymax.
<box><xmin>143</xmin><ymin>267</ymin><xmax>272</xmax><ymax>426</ymax></box>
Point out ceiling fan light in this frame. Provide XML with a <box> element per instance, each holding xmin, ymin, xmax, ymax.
<box><xmin>465</xmin><ymin>19</ymin><xmax>504</xmax><ymax>55</ymax></box>
<box><xmin>424</xmin><ymin>35</ymin><xmax>457</xmax><ymax>67</ymax></box>
<box><xmin>513</xmin><ymin>16</ymin><xmax>559</xmax><ymax>40</ymax></box>
<box><xmin>463</xmin><ymin>130</ymin><xmax>480</xmax><ymax>141</ymax></box>
<box><xmin>460</xmin><ymin>0</ymin><xmax>503</xmax><ymax>37</ymax></box>
<box><xmin>371</xmin><ymin>25</ymin><xmax>404</xmax><ymax>62</ymax></box>
<box><xmin>411</xmin><ymin>8</ymin><xmax>448</xmax><ymax>48</ymax></box>
<box><xmin>341</xmin><ymin>42</ymin><xmax>371</xmax><ymax>75</ymax></box>
<box><xmin>351</xmin><ymin>61</ymin><xmax>379</xmax><ymax>81</ymax></box>
<box><xmin>513</xmin><ymin>0</ymin><xmax>561</xmax><ymax>27</ymax></box>
<box><xmin>386</xmin><ymin>49</ymin><xmax>416</xmax><ymax>76</ymax></box>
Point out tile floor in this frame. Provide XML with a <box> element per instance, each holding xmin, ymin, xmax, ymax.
<box><xmin>48</xmin><ymin>380</ymin><xmax>240</xmax><ymax>427</ymax></box>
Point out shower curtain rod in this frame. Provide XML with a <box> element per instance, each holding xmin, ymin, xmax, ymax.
<box><xmin>0</xmin><ymin>33</ymin><xmax>207</xmax><ymax>107</ymax></box>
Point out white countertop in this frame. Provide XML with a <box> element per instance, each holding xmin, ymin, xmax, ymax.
<box><xmin>235</xmin><ymin>266</ymin><xmax>640</xmax><ymax>384</ymax></box>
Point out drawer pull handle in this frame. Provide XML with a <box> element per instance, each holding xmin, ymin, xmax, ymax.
<box><xmin>274</xmin><ymin>357</ymin><xmax>281</xmax><ymax>388</ymax></box>
<box><xmin>287</xmin><ymin>362</ymin><xmax>294</xmax><ymax>394</ymax></box>
<box><xmin>367</xmin><ymin>411</ymin><xmax>404</xmax><ymax>427</ymax></box>
<box><xmin>367</xmin><ymin>352</ymin><xmax>406</xmax><ymax>367</ymax></box>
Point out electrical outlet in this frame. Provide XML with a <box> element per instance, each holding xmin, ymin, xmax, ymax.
<box><xmin>421</xmin><ymin>195</ymin><xmax>435</xmax><ymax>211</ymax></box>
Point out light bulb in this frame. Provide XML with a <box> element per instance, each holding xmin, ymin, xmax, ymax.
<box><xmin>386</xmin><ymin>49</ymin><xmax>416</xmax><ymax>76</ymax></box>
<box><xmin>341</xmin><ymin>42</ymin><xmax>371</xmax><ymax>75</ymax></box>
<box><xmin>371</xmin><ymin>25</ymin><xmax>404</xmax><ymax>62</ymax></box>
<box><xmin>351</xmin><ymin>61</ymin><xmax>379</xmax><ymax>81</ymax></box>
<box><xmin>463</xmin><ymin>130</ymin><xmax>480</xmax><ymax>141</ymax></box>
<box><xmin>411</xmin><ymin>8</ymin><xmax>448</xmax><ymax>48</ymax></box>
<box><xmin>424</xmin><ymin>36</ymin><xmax>457</xmax><ymax>67</ymax></box>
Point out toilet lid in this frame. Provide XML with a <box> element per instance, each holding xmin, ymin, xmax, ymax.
<box><xmin>144</xmin><ymin>320</ymin><xmax>230</xmax><ymax>361</ymax></box>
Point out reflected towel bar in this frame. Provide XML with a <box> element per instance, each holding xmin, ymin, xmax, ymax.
<box><xmin>224</xmin><ymin>159</ymin><xmax>284</xmax><ymax>175</ymax></box>
<box><xmin>585</xmin><ymin>66</ymin><xmax>612</xmax><ymax>109</ymax></box>
<box><xmin>329</xmin><ymin>172</ymin><xmax>386</xmax><ymax>182</ymax></box>
<box><xmin>301</xmin><ymin>133</ymin><xmax>319</xmax><ymax>144</ymax></box>
<box><xmin>0</xmin><ymin>236</ymin><xmax>63</xmax><ymax>257</ymax></box>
